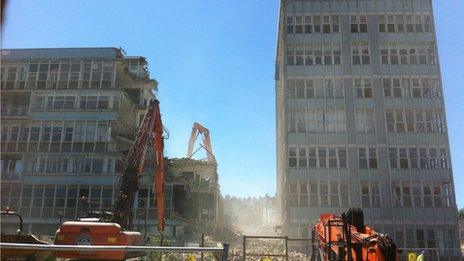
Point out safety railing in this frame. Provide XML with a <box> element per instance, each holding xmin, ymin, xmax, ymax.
<box><xmin>0</xmin><ymin>242</ymin><xmax>230</xmax><ymax>261</ymax></box>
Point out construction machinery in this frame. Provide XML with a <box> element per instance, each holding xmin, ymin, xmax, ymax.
<box><xmin>54</xmin><ymin>99</ymin><xmax>165</xmax><ymax>260</ymax></box>
<box><xmin>311</xmin><ymin>208</ymin><xmax>398</xmax><ymax>261</ymax></box>
<box><xmin>187</xmin><ymin>122</ymin><xmax>216</xmax><ymax>164</ymax></box>
<box><xmin>1</xmin><ymin>208</ymin><xmax>53</xmax><ymax>260</ymax></box>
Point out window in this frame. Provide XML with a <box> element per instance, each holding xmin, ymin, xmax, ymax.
<box><xmin>382</xmin><ymin>78</ymin><xmax>403</xmax><ymax>98</ymax></box>
<box><xmin>318</xmin><ymin>147</ymin><xmax>327</xmax><ymax>168</ymax></box>
<box><xmin>354</xmin><ymin>78</ymin><xmax>372</xmax><ymax>98</ymax></box>
<box><xmin>298</xmin><ymin>148</ymin><xmax>307</xmax><ymax>168</ymax></box>
<box><xmin>309</xmin><ymin>182</ymin><xmax>318</xmax><ymax>206</ymax></box>
<box><xmin>358</xmin><ymin>148</ymin><xmax>377</xmax><ymax>169</ymax></box>
<box><xmin>289</xmin><ymin>148</ymin><xmax>297</xmax><ymax>167</ymax></box>
<box><xmin>332</xmin><ymin>15</ymin><xmax>339</xmax><ymax>33</ymax></box>
<box><xmin>444</xmin><ymin>183</ymin><xmax>453</xmax><ymax>207</ymax></box>
<box><xmin>304</xmin><ymin>15</ymin><xmax>311</xmax><ymax>34</ymax></box>
<box><xmin>361</xmin><ymin>182</ymin><xmax>380</xmax><ymax>208</ymax></box>
<box><xmin>352</xmin><ymin>44</ymin><xmax>370</xmax><ymax>65</ymax></box>
<box><xmin>286</xmin><ymin>79</ymin><xmax>295</xmax><ymax>99</ymax></box>
<box><xmin>361</xmin><ymin>183</ymin><xmax>371</xmax><ymax>207</ymax></box>
<box><xmin>330</xmin><ymin>183</ymin><xmax>339</xmax><ymax>207</ymax></box>
<box><xmin>356</xmin><ymin>109</ymin><xmax>375</xmax><ymax>132</ymax></box>
<box><xmin>322</xmin><ymin>15</ymin><xmax>331</xmax><ymax>33</ymax></box>
<box><xmin>286</xmin><ymin>47</ymin><xmax>294</xmax><ymax>66</ymax></box>
<box><xmin>320</xmin><ymin>183</ymin><xmax>328</xmax><ymax>206</ymax></box>
<box><xmin>295</xmin><ymin>15</ymin><xmax>303</xmax><ymax>34</ymax></box>
<box><xmin>313</xmin><ymin>15</ymin><xmax>321</xmax><ymax>33</ymax></box>
<box><xmin>286</xmin><ymin>15</ymin><xmax>294</xmax><ymax>34</ymax></box>
<box><xmin>389</xmin><ymin>148</ymin><xmax>398</xmax><ymax>169</ymax></box>
<box><xmin>79</xmin><ymin>96</ymin><xmax>98</xmax><ymax>109</ymax></box>
<box><xmin>399</xmin><ymin>148</ymin><xmax>408</xmax><ymax>169</ymax></box>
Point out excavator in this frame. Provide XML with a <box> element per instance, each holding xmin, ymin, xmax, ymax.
<box><xmin>53</xmin><ymin>99</ymin><xmax>166</xmax><ymax>260</ymax></box>
<box><xmin>310</xmin><ymin>208</ymin><xmax>399</xmax><ymax>261</ymax></box>
<box><xmin>187</xmin><ymin>122</ymin><xmax>216</xmax><ymax>164</ymax></box>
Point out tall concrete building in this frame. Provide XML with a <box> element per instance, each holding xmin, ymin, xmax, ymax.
<box><xmin>275</xmin><ymin>0</ymin><xmax>460</xmax><ymax>259</ymax></box>
<box><xmin>0</xmin><ymin>47</ymin><xmax>156</xmax><ymax>235</ymax></box>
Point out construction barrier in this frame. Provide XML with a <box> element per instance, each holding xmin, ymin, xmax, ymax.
<box><xmin>0</xmin><ymin>242</ymin><xmax>230</xmax><ymax>261</ymax></box>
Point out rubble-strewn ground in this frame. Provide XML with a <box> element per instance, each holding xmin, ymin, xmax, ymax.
<box><xmin>141</xmin><ymin>235</ymin><xmax>310</xmax><ymax>260</ymax></box>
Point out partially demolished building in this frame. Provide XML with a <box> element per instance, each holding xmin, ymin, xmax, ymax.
<box><xmin>0</xmin><ymin>48</ymin><xmax>225</xmax><ymax>243</ymax></box>
<box><xmin>0</xmin><ymin>47</ymin><xmax>156</xmax><ymax>235</ymax></box>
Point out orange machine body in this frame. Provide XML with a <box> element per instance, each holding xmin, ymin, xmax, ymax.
<box><xmin>55</xmin><ymin>221</ymin><xmax>143</xmax><ymax>260</ymax></box>
<box><xmin>313</xmin><ymin>213</ymin><xmax>399</xmax><ymax>261</ymax></box>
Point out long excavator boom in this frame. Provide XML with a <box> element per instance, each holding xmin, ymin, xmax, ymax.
<box><xmin>54</xmin><ymin>99</ymin><xmax>165</xmax><ymax>260</ymax></box>
<box><xmin>113</xmin><ymin>98</ymin><xmax>165</xmax><ymax>232</ymax></box>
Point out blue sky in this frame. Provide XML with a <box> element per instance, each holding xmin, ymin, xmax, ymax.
<box><xmin>2</xmin><ymin>1</ymin><xmax>463</xmax><ymax>208</ymax></box>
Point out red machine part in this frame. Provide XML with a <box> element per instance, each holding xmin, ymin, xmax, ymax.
<box><xmin>187</xmin><ymin>122</ymin><xmax>216</xmax><ymax>164</ymax></box>
<box><xmin>54</xmin><ymin>99</ymin><xmax>165</xmax><ymax>260</ymax></box>
<box><xmin>113</xmin><ymin>98</ymin><xmax>165</xmax><ymax>232</ymax></box>
<box><xmin>312</xmin><ymin>211</ymin><xmax>398</xmax><ymax>261</ymax></box>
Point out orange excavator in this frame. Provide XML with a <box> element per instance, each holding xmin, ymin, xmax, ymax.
<box><xmin>310</xmin><ymin>208</ymin><xmax>399</xmax><ymax>261</ymax></box>
<box><xmin>54</xmin><ymin>99</ymin><xmax>165</xmax><ymax>260</ymax></box>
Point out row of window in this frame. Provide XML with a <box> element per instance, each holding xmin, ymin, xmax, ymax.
<box><xmin>286</xmin><ymin>15</ymin><xmax>340</xmax><ymax>34</ymax></box>
<box><xmin>382</xmin><ymin>77</ymin><xmax>441</xmax><ymax>98</ymax></box>
<box><xmin>286</xmin><ymin>108</ymin><xmax>446</xmax><ymax>135</ymax></box>
<box><xmin>380</xmin><ymin>44</ymin><xmax>437</xmax><ymax>65</ymax></box>
<box><xmin>288</xmin><ymin>146</ymin><xmax>450</xmax><ymax>171</ymax></box>
<box><xmin>0</xmin><ymin>184</ymin><xmax>168</xmax><ymax>220</ymax></box>
<box><xmin>286</xmin><ymin>44</ymin><xmax>438</xmax><ymax>66</ymax></box>
<box><xmin>288</xmin><ymin>181</ymin><xmax>349</xmax><ymax>207</ymax></box>
<box><xmin>0</xmin><ymin>155</ymin><xmax>115</xmax><ymax>176</ymax></box>
<box><xmin>287</xmin><ymin>108</ymin><xmax>346</xmax><ymax>133</ymax></box>
<box><xmin>388</xmin><ymin>147</ymin><xmax>450</xmax><ymax>170</ymax></box>
<box><xmin>0</xmin><ymin>61</ymin><xmax>115</xmax><ymax>90</ymax></box>
<box><xmin>286</xmin><ymin>76</ymin><xmax>442</xmax><ymax>100</ymax></box>
<box><xmin>285</xmin><ymin>13</ymin><xmax>433</xmax><ymax>35</ymax></box>
<box><xmin>395</xmin><ymin>226</ymin><xmax>456</xmax><ymax>249</ymax></box>
<box><xmin>378</xmin><ymin>14</ymin><xmax>433</xmax><ymax>33</ymax></box>
<box><xmin>31</xmin><ymin>95</ymin><xmax>119</xmax><ymax>110</ymax></box>
<box><xmin>287</xmin><ymin>78</ymin><xmax>344</xmax><ymax>99</ymax></box>
<box><xmin>288</xmin><ymin>147</ymin><xmax>348</xmax><ymax>168</ymax></box>
<box><xmin>286</xmin><ymin>44</ymin><xmax>341</xmax><ymax>66</ymax></box>
<box><xmin>392</xmin><ymin>182</ymin><xmax>453</xmax><ymax>208</ymax></box>
<box><xmin>1</xmin><ymin>121</ymin><xmax>111</xmax><ymax>143</ymax></box>
<box><xmin>288</xmin><ymin>181</ymin><xmax>454</xmax><ymax>209</ymax></box>
<box><xmin>385</xmin><ymin>109</ymin><xmax>446</xmax><ymax>134</ymax></box>
<box><xmin>28</xmin><ymin>155</ymin><xmax>115</xmax><ymax>174</ymax></box>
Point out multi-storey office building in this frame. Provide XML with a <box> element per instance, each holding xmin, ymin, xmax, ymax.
<box><xmin>275</xmin><ymin>0</ymin><xmax>460</xmax><ymax>259</ymax></box>
<box><xmin>0</xmin><ymin>48</ymin><xmax>156</xmax><ymax>236</ymax></box>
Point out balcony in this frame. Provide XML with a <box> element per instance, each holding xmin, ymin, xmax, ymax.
<box><xmin>1</xmin><ymin>106</ymin><xmax>29</xmax><ymax>117</ymax></box>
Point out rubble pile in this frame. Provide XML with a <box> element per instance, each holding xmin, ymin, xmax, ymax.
<box><xmin>228</xmin><ymin>238</ymin><xmax>310</xmax><ymax>261</ymax></box>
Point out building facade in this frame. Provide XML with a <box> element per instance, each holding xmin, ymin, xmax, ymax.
<box><xmin>275</xmin><ymin>0</ymin><xmax>460</xmax><ymax>259</ymax></box>
<box><xmin>0</xmin><ymin>48</ymin><xmax>156</xmax><ymax>236</ymax></box>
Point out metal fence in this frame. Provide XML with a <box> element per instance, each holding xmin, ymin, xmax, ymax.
<box><xmin>242</xmin><ymin>235</ymin><xmax>312</xmax><ymax>261</ymax></box>
<box><xmin>0</xmin><ymin>242</ymin><xmax>230</xmax><ymax>261</ymax></box>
